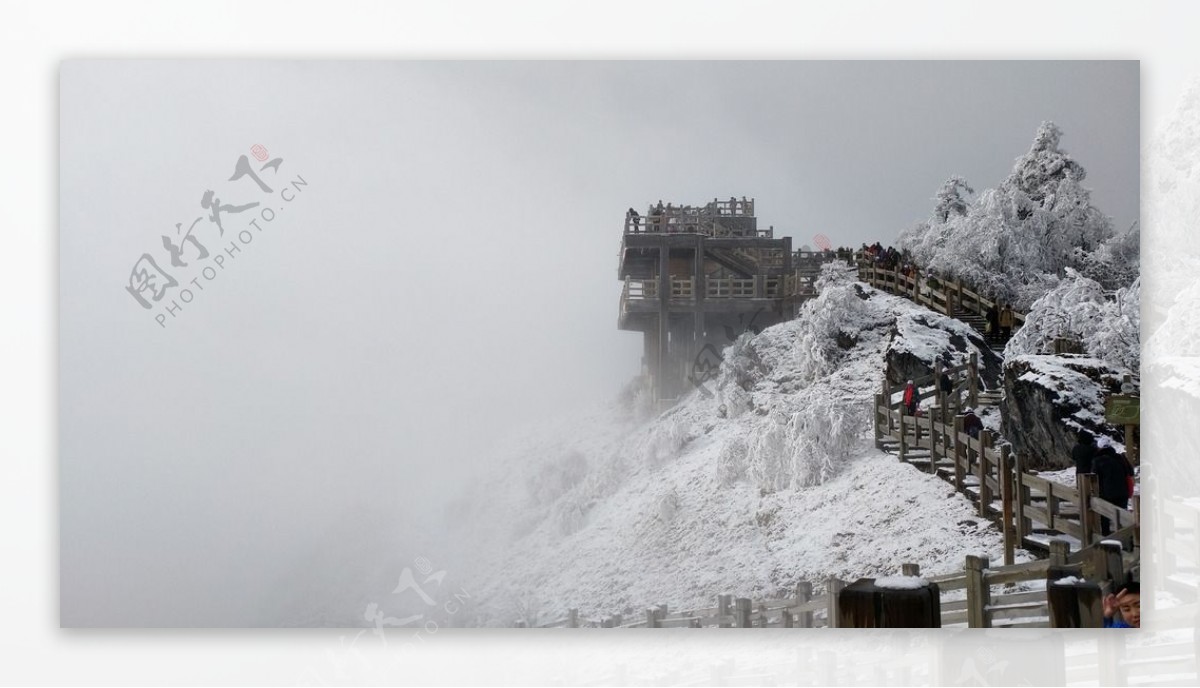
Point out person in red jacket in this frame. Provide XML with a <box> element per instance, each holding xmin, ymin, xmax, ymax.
<box><xmin>902</xmin><ymin>380</ymin><xmax>918</xmax><ymax>416</ymax></box>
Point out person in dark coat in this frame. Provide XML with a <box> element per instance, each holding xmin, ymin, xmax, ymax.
<box><xmin>961</xmin><ymin>408</ymin><xmax>983</xmax><ymax>439</ymax></box>
<box><xmin>1092</xmin><ymin>438</ymin><xmax>1134</xmax><ymax>535</ymax></box>
<box><xmin>1072</xmin><ymin>429</ymin><xmax>1097</xmax><ymax>475</ymax></box>
<box><xmin>940</xmin><ymin>371</ymin><xmax>953</xmax><ymax>396</ymax></box>
<box><xmin>986</xmin><ymin>303</ymin><xmax>1000</xmax><ymax>342</ymax></box>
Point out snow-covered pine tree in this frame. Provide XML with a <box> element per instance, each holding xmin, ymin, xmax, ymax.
<box><xmin>899</xmin><ymin>121</ymin><xmax>1124</xmax><ymax>310</ymax></box>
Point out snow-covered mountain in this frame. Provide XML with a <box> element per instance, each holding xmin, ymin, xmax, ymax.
<box><xmin>451</xmin><ymin>266</ymin><xmax>1015</xmax><ymax>627</ymax></box>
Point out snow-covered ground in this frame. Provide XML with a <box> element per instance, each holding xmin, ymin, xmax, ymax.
<box><xmin>451</xmin><ymin>268</ymin><xmax>1021</xmax><ymax>626</ymax></box>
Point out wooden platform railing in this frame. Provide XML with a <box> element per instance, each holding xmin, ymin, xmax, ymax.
<box><xmin>623</xmin><ymin>275</ymin><xmax>790</xmax><ymax>301</ymax></box>
<box><xmin>856</xmin><ymin>256</ymin><xmax>1027</xmax><ymax>328</ymax></box>
<box><xmin>875</xmin><ymin>391</ymin><xmax>1138</xmax><ymax>562</ymax></box>
<box><xmin>528</xmin><ymin>553</ymin><xmax>1081</xmax><ymax>629</ymax></box>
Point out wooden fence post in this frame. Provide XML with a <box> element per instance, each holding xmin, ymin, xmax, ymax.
<box><xmin>568</xmin><ymin>608</ymin><xmax>579</xmax><ymax>628</ymax></box>
<box><xmin>795</xmin><ymin>581</ymin><xmax>813</xmax><ymax>628</ymax></box>
<box><xmin>874</xmin><ymin>392</ymin><xmax>884</xmax><ymax>449</ymax></box>
<box><xmin>977</xmin><ymin>431</ymin><xmax>993</xmax><ymax>518</ymax></box>
<box><xmin>968</xmin><ymin>352</ymin><xmax>979</xmax><ymax>408</ymax></box>
<box><xmin>734</xmin><ymin>597</ymin><xmax>753</xmax><ymax>628</ymax></box>
<box><xmin>1049</xmin><ymin>539</ymin><xmax>1071</xmax><ymax>567</ymax></box>
<box><xmin>953</xmin><ymin>414</ymin><xmax>965</xmax><ymax>492</ymax></box>
<box><xmin>1099</xmin><ymin>540</ymin><xmax>1126</xmax><ymax>588</ymax></box>
<box><xmin>1014</xmin><ymin>452</ymin><xmax>1030</xmax><ymax>543</ymax></box>
<box><xmin>645</xmin><ymin>607</ymin><xmax>659</xmax><ymax>628</ymax></box>
<box><xmin>826</xmin><ymin>578</ymin><xmax>844</xmax><ymax>628</ymax></box>
<box><xmin>898</xmin><ymin>411</ymin><xmax>908</xmax><ymax>463</ymax></box>
<box><xmin>883</xmin><ymin>380</ymin><xmax>896</xmax><ymax>439</ymax></box>
<box><xmin>1132</xmin><ymin>494</ymin><xmax>1141</xmax><ymax>549</ymax></box>
<box><xmin>1000</xmin><ymin>444</ymin><xmax>1015</xmax><ymax>566</ymax></box>
<box><xmin>965</xmin><ymin>555</ymin><xmax>991</xmax><ymax>628</ymax></box>
<box><xmin>1077</xmin><ymin>473</ymin><xmax>1096</xmax><ymax>545</ymax></box>
<box><xmin>929</xmin><ymin>414</ymin><xmax>941</xmax><ymax>475</ymax></box>
<box><xmin>717</xmin><ymin>594</ymin><xmax>732</xmax><ymax>628</ymax></box>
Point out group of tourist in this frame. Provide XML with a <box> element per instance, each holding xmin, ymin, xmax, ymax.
<box><xmin>1072</xmin><ymin>429</ymin><xmax>1137</xmax><ymax>537</ymax></box>
<box><xmin>625</xmin><ymin>198</ymin><xmax>758</xmax><ymax>234</ymax></box>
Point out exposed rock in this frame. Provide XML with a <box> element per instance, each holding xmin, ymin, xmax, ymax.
<box><xmin>1001</xmin><ymin>354</ymin><xmax>1131</xmax><ymax>470</ymax></box>
<box><xmin>883</xmin><ymin>312</ymin><xmax>1003</xmax><ymax>390</ymax></box>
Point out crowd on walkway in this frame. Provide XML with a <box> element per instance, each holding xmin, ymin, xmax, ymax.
<box><xmin>859</xmin><ymin>243</ymin><xmax>1019</xmax><ymax>345</ymax></box>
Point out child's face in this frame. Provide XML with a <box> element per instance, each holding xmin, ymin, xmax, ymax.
<box><xmin>1118</xmin><ymin>592</ymin><xmax>1141</xmax><ymax>628</ymax></box>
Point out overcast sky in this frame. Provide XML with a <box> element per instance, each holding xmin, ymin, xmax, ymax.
<box><xmin>59</xmin><ymin>60</ymin><xmax>1138</xmax><ymax>626</ymax></box>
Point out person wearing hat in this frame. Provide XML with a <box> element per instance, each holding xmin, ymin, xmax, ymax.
<box><xmin>1072</xmin><ymin>429</ymin><xmax>1097</xmax><ymax>475</ymax></box>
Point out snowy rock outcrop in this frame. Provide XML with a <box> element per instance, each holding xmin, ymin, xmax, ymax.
<box><xmin>883</xmin><ymin>311</ymin><xmax>1002</xmax><ymax>390</ymax></box>
<box><xmin>1000</xmin><ymin>354</ymin><xmax>1131</xmax><ymax>470</ymax></box>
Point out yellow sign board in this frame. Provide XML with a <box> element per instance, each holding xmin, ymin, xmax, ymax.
<box><xmin>1105</xmin><ymin>395</ymin><xmax>1140</xmax><ymax>425</ymax></box>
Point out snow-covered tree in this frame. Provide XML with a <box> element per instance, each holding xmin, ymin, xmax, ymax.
<box><xmin>1006</xmin><ymin>269</ymin><xmax>1140</xmax><ymax>372</ymax></box>
<box><xmin>897</xmin><ymin>121</ymin><xmax>1129</xmax><ymax>310</ymax></box>
<box><xmin>933</xmin><ymin>176</ymin><xmax>975</xmax><ymax>223</ymax></box>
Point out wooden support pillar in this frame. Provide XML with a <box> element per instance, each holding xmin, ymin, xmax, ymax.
<box><xmin>934</xmin><ymin>360</ymin><xmax>945</xmax><ymax>416</ymax></box>
<box><xmin>964</xmin><ymin>555</ymin><xmax>990</xmax><ymax>628</ymax></box>
<box><xmin>825</xmin><ymin>577</ymin><xmax>845</xmax><ymax>628</ymax></box>
<box><xmin>794</xmin><ymin>581</ymin><xmax>813</xmax><ymax>628</ymax></box>
<box><xmin>883</xmin><ymin>380</ymin><xmax>896</xmax><ymax>440</ymax></box>
<box><xmin>734</xmin><ymin>597</ymin><xmax>753</xmax><ymax>628</ymax></box>
<box><xmin>1078</xmin><ymin>472</ymin><xmax>1097</xmax><ymax>545</ymax></box>
<box><xmin>929</xmin><ymin>412</ymin><xmax>941</xmax><ymax>475</ymax></box>
<box><xmin>657</xmin><ymin>244</ymin><xmax>670</xmax><ymax>401</ymax></box>
<box><xmin>838</xmin><ymin>577</ymin><xmax>941</xmax><ymax>628</ymax></box>
<box><xmin>1049</xmin><ymin>539</ymin><xmax>1071</xmax><ymax>567</ymax></box>
<box><xmin>953</xmin><ymin>414</ymin><xmax>965</xmax><ymax>492</ymax></box>
<box><xmin>968</xmin><ymin>352</ymin><xmax>979</xmax><ymax>408</ymax></box>
<box><xmin>693</xmin><ymin>237</ymin><xmax>705</xmax><ymax>371</ymax></box>
<box><xmin>1000</xmin><ymin>444</ymin><xmax>1015</xmax><ymax>566</ymax></box>
<box><xmin>1099</xmin><ymin>540</ymin><xmax>1126</xmax><ymax>588</ymax></box>
<box><xmin>874</xmin><ymin>393</ymin><xmax>885</xmax><ymax>449</ymax></box>
<box><xmin>1015</xmin><ymin>452</ymin><xmax>1030</xmax><ymax>543</ymax></box>
<box><xmin>717</xmin><ymin>594</ymin><xmax>732</xmax><ymax>628</ymax></box>
<box><xmin>898</xmin><ymin>411</ymin><xmax>907</xmax><ymax>463</ymax></box>
<box><xmin>1047</xmin><ymin>579</ymin><xmax>1105</xmax><ymax>628</ymax></box>
<box><xmin>978</xmin><ymin>431</ymin><xmax>993</xmax><ymax>518</ymax></box>
<box><xmin>645</xmin><ymin>607</ymin><xmax>660</xmax><ymax>628</ymax></box>
<box><xmin>1132</xmin><ymin>494</ymin><xmax>1141</xmax><ymax>549</ymax></box>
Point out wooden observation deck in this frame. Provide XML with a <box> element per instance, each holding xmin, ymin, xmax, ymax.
<box><xmin>618</xmin><ymin>198</ymin><xmax>843</xmax><ymax>405</ymax></box>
